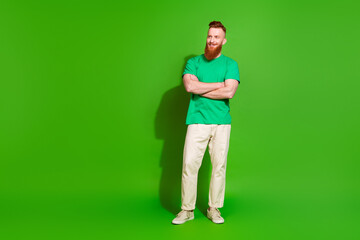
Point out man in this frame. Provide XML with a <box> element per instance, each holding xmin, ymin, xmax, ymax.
<box><xmin>172</xmin><ymin>21</ymin><xmax>240</xmax><ymax>224</ymax></box>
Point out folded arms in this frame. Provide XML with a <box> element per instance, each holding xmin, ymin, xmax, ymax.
<box><xmin>183</xmin><ymin>74</ymin><xmax>239</xmax><ymax>99</ymax></box>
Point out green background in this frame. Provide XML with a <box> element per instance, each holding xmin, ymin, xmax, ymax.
<box><xmin>1</xmin><ymin>0</ymin><xmax>359</xmax><ymax>239</ymax></box>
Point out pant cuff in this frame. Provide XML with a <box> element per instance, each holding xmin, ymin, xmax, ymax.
<box><xmin>181</xmin><ymin>206</ymin><xmax>195</xmax><ymax>211</ymax></box>
<box><xmin>208</xmin><ymin>203</ymin><xmax>224</xmax><ymax>208</ymax></box>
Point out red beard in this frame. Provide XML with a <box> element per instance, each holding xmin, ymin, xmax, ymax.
<box><xmin>204</xmin><ymin>43</ymin><xmax>222</xmax><ymax>60</ymax></box>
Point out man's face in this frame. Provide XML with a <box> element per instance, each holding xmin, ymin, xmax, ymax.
<box><xmin>204</xmin><ymin>28</ymin><xmax>227</xmax><ymax>60</ymax></box>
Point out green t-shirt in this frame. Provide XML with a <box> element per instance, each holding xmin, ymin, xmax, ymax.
<box><xmin>182</xmin><ymin>54</ymin><xmax>240</xmax><ymax>125</ymax></box>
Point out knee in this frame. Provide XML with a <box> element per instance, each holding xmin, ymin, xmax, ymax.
<box><xmin>212</xmin><ymin>162</ymin><xmax>226</xmax><ymax>175</ymax></box>
<box><xmin>183</xmin><ymin>160</ymin><xmax>201</xmax><ymax>175</ymax></box>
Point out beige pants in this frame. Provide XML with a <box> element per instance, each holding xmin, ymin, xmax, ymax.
<box><xmin>181</xmin><ymin>124</ymin><xmax>231</xmax><ymax>210</ymax></box>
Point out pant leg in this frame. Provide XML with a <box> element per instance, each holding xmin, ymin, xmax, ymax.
<box><xmin>181</xmin><ymin>124</ymin><xmax>211</xmax><ymax>210</ymax></box>
<box><xmin>208</xmin><ymin>124</ymin><xmax>231</xmax><ymax>208</ymax></box>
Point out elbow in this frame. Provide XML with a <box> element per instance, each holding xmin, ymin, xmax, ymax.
<box><xmin>184</xmin><ymin>83</ymin><xmax>193</xmax><ymax>93</ymax></box>
<box><xmin>228</xmin><ymin>92</ymin><xmax>235</xmax><ymax>99</ymax></box>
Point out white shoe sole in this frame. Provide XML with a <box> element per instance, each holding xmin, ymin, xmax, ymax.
<box><xmin>210</xmin><ymin>219</ymin><xmax>224</xmax><ymax>224</ymax></box>
<box><xmin>207</xmin><ymin>213</ymin><xmax>224</xmax><ymax>224</ymax></box>
<box><xmin>172</xmin><ymin>216</ymin><xmax>194</xmax><ymax>225</ymax></box>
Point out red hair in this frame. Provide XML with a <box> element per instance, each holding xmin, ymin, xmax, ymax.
<box><xmin>209</xmin><ymin>21</ymin><xmax>226</xmax><ymax>34</ymax></box>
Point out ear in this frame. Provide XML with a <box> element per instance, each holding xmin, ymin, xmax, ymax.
<box><xmin>222</xmin><ymin>38</ymin><xmax>227</xmax><ymax>45</ymax></box>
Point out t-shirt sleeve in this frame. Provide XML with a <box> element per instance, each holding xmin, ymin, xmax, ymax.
<box><xmin>225</xmin><ymin>60</ymin><xmax>240</xmax><ymax>83</ymax></box>
<box><xmin>182</xmin><ymin>58</ymin><xmax>197</xmax><ymax>77</ymax></box>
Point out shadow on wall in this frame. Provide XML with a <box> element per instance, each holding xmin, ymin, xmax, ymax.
<box><xmin>155</xmin><ymin>55</ymin><xmax>211</xmax><ymax>215</ymax></box>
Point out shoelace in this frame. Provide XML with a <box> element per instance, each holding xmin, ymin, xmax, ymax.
<box><xmin>210</xmin><ymin>208</ymin><xmax>221</xmax><ymax>218</ymax></box>
<box><xmin>177</xmin><ymin>210</ymin><xmax>188</xmax><ymax>217</ymax></box>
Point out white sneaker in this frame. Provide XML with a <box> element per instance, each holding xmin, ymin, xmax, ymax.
<box><xmin>207</xmin><ymin>208</ymin><xmax>224</xmax><ymax>224</ymax></box>
<box><xmin>172</xmin><ymin>210</ymin><xmax>194</xmax><ymax>225</ymax></box>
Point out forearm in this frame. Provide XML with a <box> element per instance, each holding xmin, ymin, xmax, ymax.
<box><xmin>187</xmin><ymin>81</ymin><xmax>223</xmax><ymax>95</ymax></box>
<box><xmin>201</xmin><ymin>79</ymin><xmax>239</xmax><ymax>100</ymax></box>
<box><xmin>183</xmin><ymin>74</ymin><xmax>223</xmax><ymax>95</ymax></box>
<box><xmin>201</xmin><ymin>87</ymin><xmax>233</xmax><ymax>99</ymax></box>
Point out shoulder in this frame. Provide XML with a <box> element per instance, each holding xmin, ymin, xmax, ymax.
<box><xmin>222</xmin><ymin>55</ymin><xmax>238</xmax><ymax>65</ymax></box>
<box><xmin>187</xmin><ymin>54</ymin><xmax>203</xmax><ymax>63</ymax></box>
